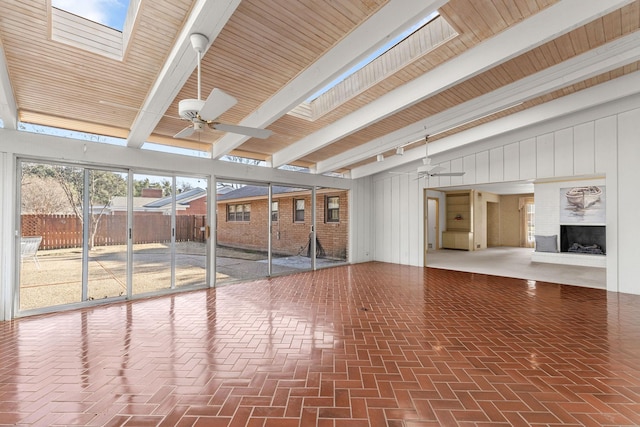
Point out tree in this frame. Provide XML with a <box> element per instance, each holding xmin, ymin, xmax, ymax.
<box><xmin>20</xmin><ymin>175</ymin><xmax>73</xmax><ymax>214</ymax></box>
<box><xmin>21</xmin><ymin>163</ymin><xmax>127</xmax><ymax>248</ymax></box>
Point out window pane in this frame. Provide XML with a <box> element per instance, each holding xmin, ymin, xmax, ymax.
<box><xmin>328</xmin><ymin>196</ymin><xmax>339</xmax><ymax>209</ymax></box>
<box><xmin>296</xmin><ymin>199</ymin><xmax>304</xmax><ymax>210</ymax></box>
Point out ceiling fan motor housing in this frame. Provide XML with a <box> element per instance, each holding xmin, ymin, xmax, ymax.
<box><xmin>178</xmin><ymin>99</ymin><xmax>206</xmax><ymax>120</ymax></box>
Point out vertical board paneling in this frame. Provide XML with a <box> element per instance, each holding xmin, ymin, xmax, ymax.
<box><xmin>391</xmin><ymin>175</ymin><xmax>401</xmax><ymax>264</ymax></box>
<box><xmin>489</xmin><ymin>147</ymin><xmax>504</xmax><ymax>182</ymax></box>
<box><xmin>519</xmin><ymin>138</ymin><xmax>536</xmax><ymax>179</ymax></box>
<box><xmin>351</xmin><ymin>177</ymin><xmax>372</xmax><ymax>263</ymax></box>
<box><xmin>573</xmin><ymin>122</ymin><xmax>595</xmax><ymax>175</ymax></box>
<box><xmin>595</xmin><ymin>115</ymin><xmax>617</xmax><ymax>174</ymax></box>
<box><xmin>535</xmin><ymin>134</ymin><xmax>554</xmax><ymax>178</ymax></box>
<box><xmin>504</xmin><ymin>143</ymin><xmax>519</xmax><ymax>181</ymax></box>
<box><xmin>409</xmin><ymin>177</ymin><xmax>421</xmax><ymax>266</ymax></box>
<box><xmin>399</xmin><ymin>175</ymin><xmax>409</xmax><ymax>263</ymax></box>
<box><xmin>463</xmin><ymin>155</ymin><xmax>476</xmax><ymax>185</ymax></box>
<box><xmin>383</xmin><ymin>178</ymin><xmax>392</xmax><ymax>262</ymax></box>
<box><xmin>438</xmin><ymin>161</ymin><xmax>451</xmax><ymax>186</ymax></box>
<box><xmin>451</xmin><ymin>158</ymin><xmax>464</xmax><ymax>186</ymax></box>
<box><xmin>374</xmin><ymin>179</ymin><xmax>384</xmax><ymax>261</ymax></box>
<box><xmin>616</xmin><ymin>108</ymin><xmax>640</xmax><ymax>294</ymax></box>
<box><xmin>476</xmin><ymin>151</ymin><xmax>489</xmax><ymax>183</ymax></box>
<box><xmin>554</xmin><ymin>128</ymin><xmax>574</xmax><ymax>177</ymax></box>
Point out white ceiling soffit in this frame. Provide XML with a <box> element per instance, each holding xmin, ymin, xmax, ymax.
<box><xmin>127</xmin><ymin>0</ymin><xmax>242</xmax><ymax>148</ymax></box>
<box><xmin>210</xmin><ymin>0</ymin><xmax>448</xmax><ymax>159</ymax></box>
<box><xmin>271</xmin><ymin>0</ymin><xmax>635</xmax><ymax>169</ymax></box>
<box><xmin>0</xmin><ymin>43</ymin><xmax>17</xmax><ymax>130</ymax></box>
<box><xmin>318</xmin><ymin>31</ymin><xmax>640</xmax><ymax>175</ymax></box>
<box><xmin>350</xmin><ymin>70</ymin><xmax>640</xmax><ymax>179</ymax></box>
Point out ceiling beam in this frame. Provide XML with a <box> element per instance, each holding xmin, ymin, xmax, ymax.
<box><xmin>0</xmin><ymin>43</ymin><xmax>17</xmax><ymax>130</ymax></box>
<box><xmin>210</xmin><ymin>0</ymin><xmax>448</xmax><ymax>159</ymax></box>
<box><xmin>271</xmin><ymin>0</ymin><xmax>635</xmax><ymax>169</ymax></box>
<box><xmin>350</xmin><ymin>71</ymin><xmax>640</xmax><ymax>179</ymax></box>
<box><xmin>127</xmin><ymin>0</ymin><xmax>242</xmax><ymax>148</ymax></box>
<box><xmin>317</xmin><ymin>31</ymin><xmax>640</xmax><ymax>174</ymax></box>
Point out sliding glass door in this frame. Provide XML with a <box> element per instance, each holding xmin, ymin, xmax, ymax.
<box><xmin>175</xmin><ymin>175</ymin><xmax>208</xmax><ymax>288</ymax></box>
<box><xmin>17</xmin><ymin>160</ymin><xmax>210</xmax><ymax>314</ymax></box>
<box><xmin>87</xmin><ymin>168</ymin><xmax>128</xmax><ymax>300</ymax></box>
<box><xmin>132</xmin><ymin>173</ymin><xmax>174</xmax><ymax>295</ymax></box>
<box><xmin>215</xmin><ymin>181</ymin><xmax>270</xmax><ymax>284</ymax></box>
<box><xmin>18</xmin><ymin>161</ymin><xmax>128</xmax><ymax>311</ymax></box>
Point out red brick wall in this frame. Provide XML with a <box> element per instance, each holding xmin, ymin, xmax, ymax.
<box><xmin>216</xmin><ymin>191</ymin><xmax>348</xmax><ymax>260</ymax></box>
<box><xmin>181</xmin><ymin>196</ymin><xmax>207</xmax><ymax>215</ymax></box>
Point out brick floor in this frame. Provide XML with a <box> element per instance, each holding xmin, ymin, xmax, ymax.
<box><xmin>0</xmin><ymin>262</ymin><xmax>639</xmax><ymax>426</ymax></box>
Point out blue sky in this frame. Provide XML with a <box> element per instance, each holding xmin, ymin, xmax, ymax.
<box><xmin>52</xmin><ymin>0</ymin><xmax>129</xmax><ymax>31</ymax></box>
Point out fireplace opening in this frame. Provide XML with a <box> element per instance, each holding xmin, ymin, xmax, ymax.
<box><xmin>560</xmin><ymin>225</ymin><xmax>606</xmax><ymax>255</ymax></box>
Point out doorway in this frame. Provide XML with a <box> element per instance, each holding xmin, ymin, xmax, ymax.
<box><xmin>427</xmin><ymin>197</ymin><xmax>439</xmax><ymax>252</ymax></box>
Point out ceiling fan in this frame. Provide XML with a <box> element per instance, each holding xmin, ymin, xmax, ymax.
<box><xmin>174</xmin><ymin>33</ymin><xmax>273</xmax><ymax>140</ymax></box>
<box><xmin>410</xmin><ymin>135</ymin><xmax>465</xmax><ymax>179</ymax></box>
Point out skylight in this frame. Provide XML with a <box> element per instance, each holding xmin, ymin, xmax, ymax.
<box><xmin>306</xmin><ymin>11</ymin><xmax>440</xmax><ymax>102</ymax></box>
<box><xmin>51</xmin><ymin>0</ymin><xmax>130</xmax><ymax>31</ymax></box>
<box><xmin>18</xmin><ymin>122</ymin><xmax>127</xmax><ymax>146</ymax></box>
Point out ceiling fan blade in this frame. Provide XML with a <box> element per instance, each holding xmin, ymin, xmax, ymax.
<box><xmin>417</xmin><ymin>164</ymin><xmax>443</xmax><ymax>174</ymax></box>
<box><xmin>212</xmin><ymin>123</ymin><xmax>273</xmax><ymax>139</ymax></box>
<box><xmin>174</xmin><ymin>125</ymin><xmax>195</xmax><ymax>139</ymax></box>
<box><xmin>430</xmin><ymin>172</ymin><xmax>466</xmax><ymax>177</ymax></box>
<box><xmin>199</xmin><ymin>88</ymin><xmax>237</xmax><ymax>121</ymax></box>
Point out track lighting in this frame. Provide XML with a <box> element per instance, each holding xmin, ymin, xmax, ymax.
<box><xmin>395</xmin><ymin>147</ymin><xmax>404</xmax><ymax>156</ymax></box>
<box><xmin>377</xmin><ymin>154</ymin><xmax>384</xmax><ymax>162</ymax></box>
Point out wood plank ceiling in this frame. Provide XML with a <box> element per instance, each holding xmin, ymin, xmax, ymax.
<box><xmin>0</xmin><ymin>0</ymin><xmax>638</xmax><ymax>177</ymax></box>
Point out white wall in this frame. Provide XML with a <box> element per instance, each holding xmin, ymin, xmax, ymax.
<box><xmin>370</xmin><ymin>172</ymin><xmax>423</xmax><ymax>266</ymax></box>
<box><xmin>368</xmin><ymin>93</ymin><xmax>640</xmax><ymax>295</ymax></box>
<box><xmin>349</xmin><ymin>176</ymin><xmax>373</xmax><ymax>263</ymax></box>
<box><xmin>617</xmin><ymin>107</ymin><xmax>640</xmax><ymax>295</ymax></box>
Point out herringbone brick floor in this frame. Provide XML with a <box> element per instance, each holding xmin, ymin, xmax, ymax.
<box><xmin>1</xmin><ymin>262</ymin><xmax>639</xmax><ymax>426</ymax></box>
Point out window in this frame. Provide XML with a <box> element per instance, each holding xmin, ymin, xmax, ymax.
<box><xmin>271</xmin><ymin>201</ymin><xmax>278</xmax><ymax>222</ymax></box>
<box><xmin>294</xmin><ymin>199</ymin><xmax>305</xmax><ymax>222</ymax></box>
<box><xmin>526</xmin><ymin>202</ymin><xmax>535</xmax><ymax>243</ymax></box>
<box><xmin>326</xmin><ymin>196</ymin><xmax>339</xmax><ymax>223</ymax></box>
<box><xmin>227</xmin><ymin>203</ymin><xmax>250</xmax><ymax>222</ymax></box>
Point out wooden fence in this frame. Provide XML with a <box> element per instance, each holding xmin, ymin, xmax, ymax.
<box><xmin>21</xmin><ymin>214</ymin><xmax>206</xmax><ymax>250</ymax></box>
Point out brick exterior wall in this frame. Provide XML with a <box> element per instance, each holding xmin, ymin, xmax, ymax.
<box><xmin>181</xmin><ymin>196</ymin><xmax>207</xmax><ymax>215</ymax></box>
<box><xmin>216</xmin><ymin>191</ymin><xmax>348</xmax><ymax>260</ymax></box>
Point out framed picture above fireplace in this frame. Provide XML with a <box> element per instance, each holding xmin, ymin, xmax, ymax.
<box><xmin>560</xmin><ymin>185</ymin><xmax>605</xmax><ymax>224</ymax></box>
